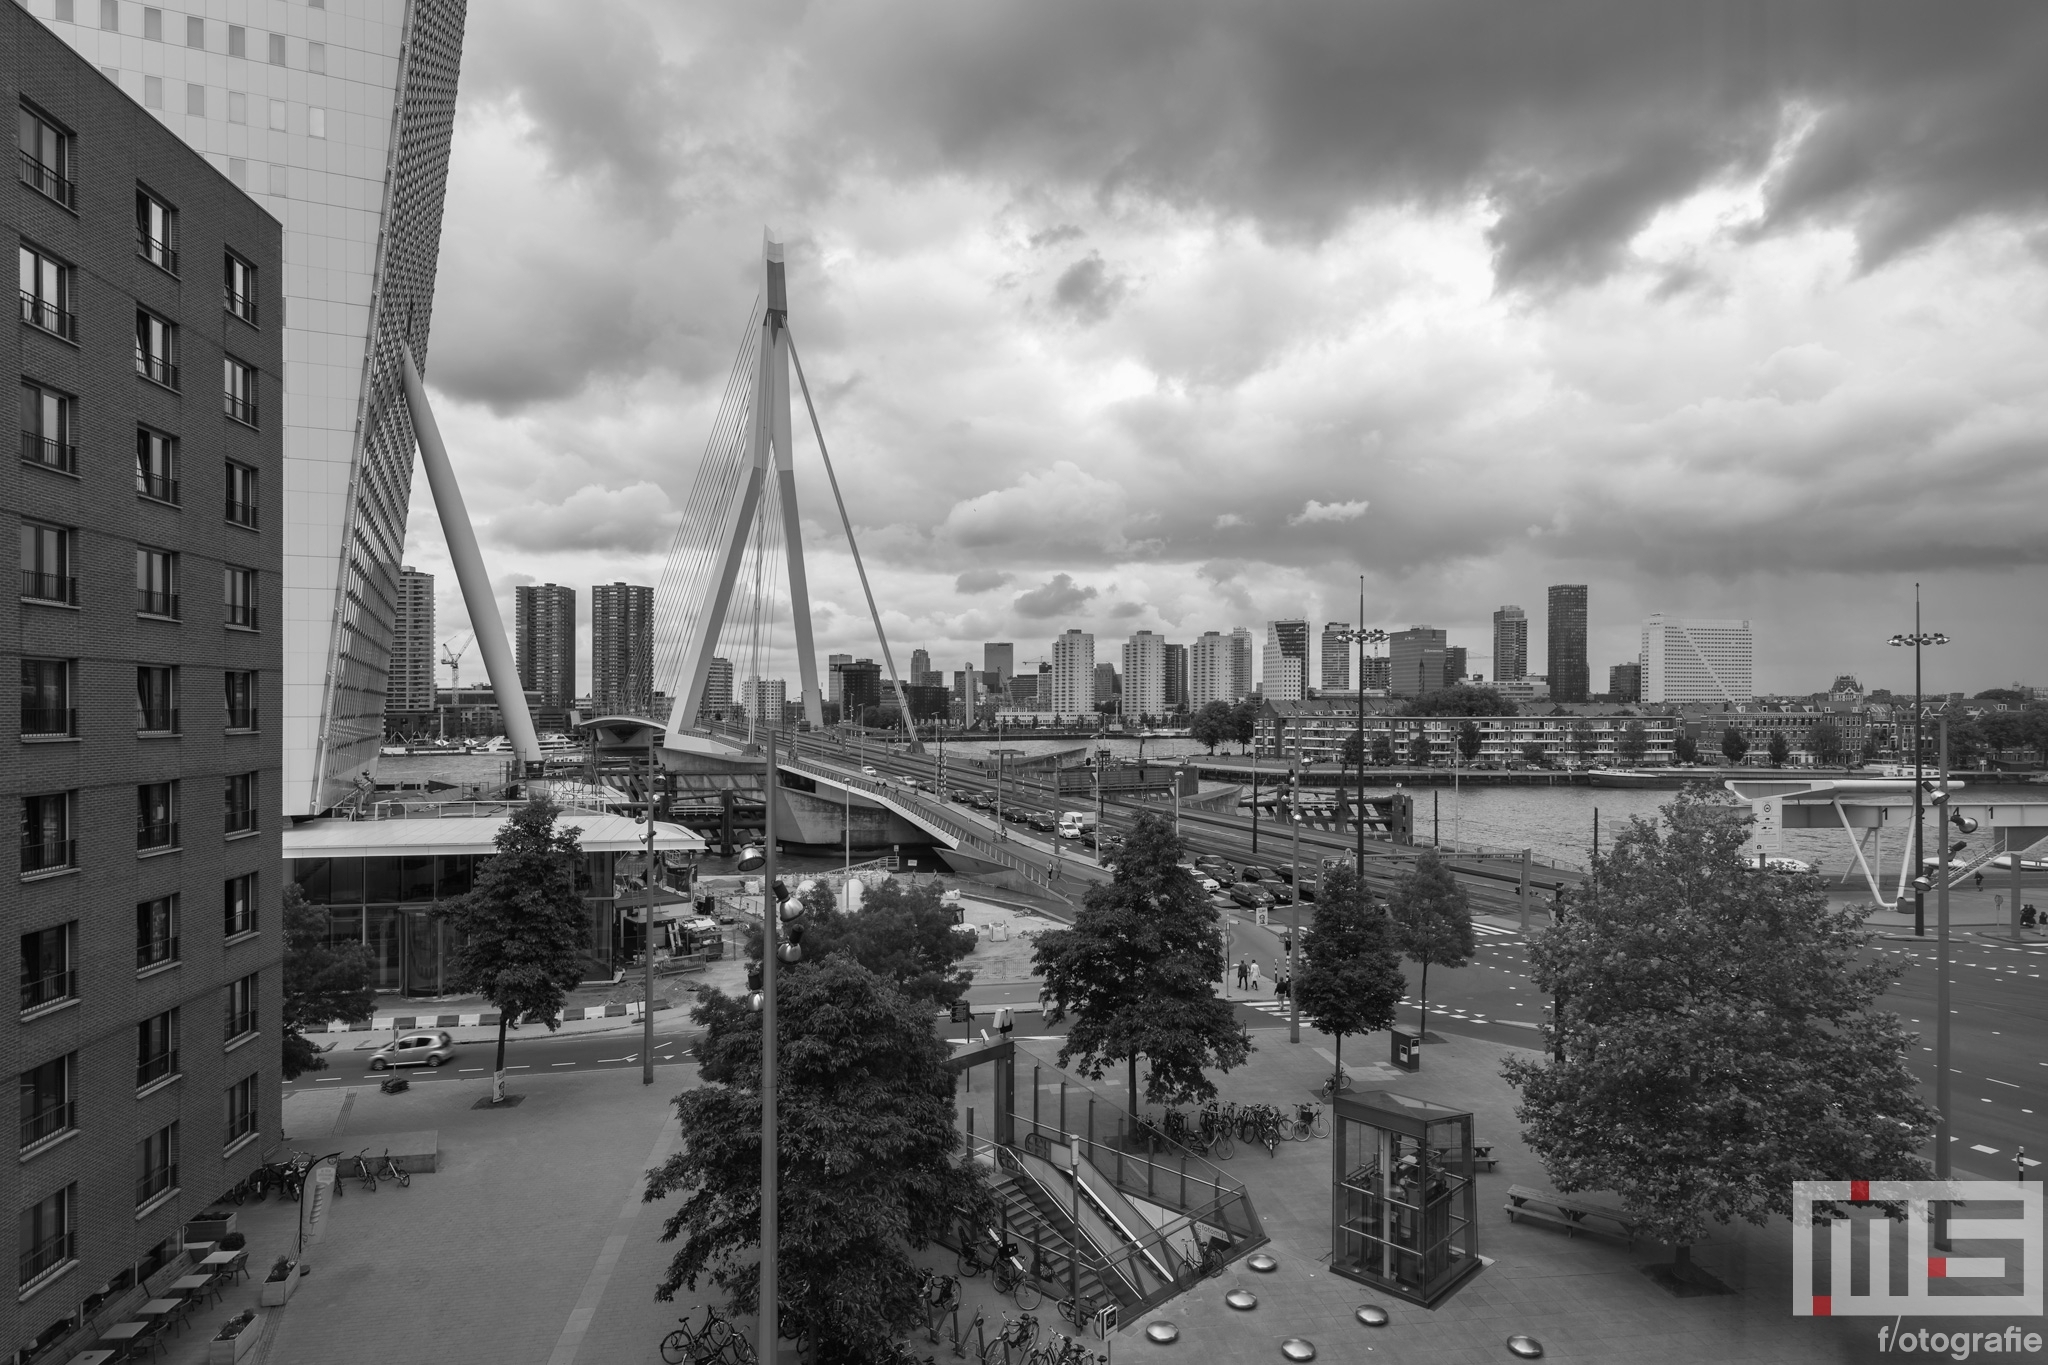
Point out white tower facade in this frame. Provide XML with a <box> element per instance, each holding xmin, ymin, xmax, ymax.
<box><xmin>38</xmin><ymin>0</ymin><xmax>471</xmax><ymax>814</ymax></box>
<box><xmin>1639</xmin><ymin>614</ymin><xmax>1755</xmax><ymax>704</ymax></box>
<box><xmin>1052</xmin><ymin>629</ymin><xmax>1095</xmax><ymax>717</ymax></box>
<box><xmin>1121</xmin><ymin>631</ymin><xmax>1166</xmax><ymax>718</ymax></box>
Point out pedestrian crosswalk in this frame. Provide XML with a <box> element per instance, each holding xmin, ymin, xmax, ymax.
<box><xmin>1239</xmin><ymin>998</ymin><xmax>1292</xmax><ymax>1016</ymax></box>
<box><xmin>1473</xmin><ymin>923</ymin><xmax>1522</xmax><ymax>939</ymax></box>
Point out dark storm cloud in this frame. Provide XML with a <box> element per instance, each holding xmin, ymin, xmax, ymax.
<box><xmin>1051</xmin><ymin>252</ymin><xmax>1127</xmax><ymax>322</ymax></box>
<box><xmin>1013</xmin><ymin>573</ymin><xmax>1098</xmax><ymax>618</ymax></box>
<box><xmin>955</xmin><ymin>568</ymin><xmax>1012</xmax><ymax>593</ymax></box>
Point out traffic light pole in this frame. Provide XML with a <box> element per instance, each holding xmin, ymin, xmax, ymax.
<box><xmin>644</xmin><ymin>730</ymin><xmax>657</xmax><ymax>1087</ymax></box>
<box><xmin>759</xmin><ymin>720</ymin><xmax>780</xmax><ymax>1365</ymax></box>
<box><xmin>1935</xmin><ymin>716</ymin><xmax>1952</xmax><ymax>1250</ymax></box>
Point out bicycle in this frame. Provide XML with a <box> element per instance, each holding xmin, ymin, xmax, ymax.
<box><xmin>919</xmin><ymin>1269</ymin><xmax>960</xmax><ymax>1344</ymax></box>
<box><xmin>660</xmin><ymin>1304</ymin><xmax>747</xmax><ymax>1364</ymax></box>
<box><xmin>1029</xmin><ymin>1333</ymin><xmax>1105</xmax><ymax>1365</ymax></box>
<box><xmin>1292</xmin><ymin>1101</ymin><xmax>1330</xmax><ymax>1141</ymax></box>
<box><xmin>352</xmin><ymin>1148</ymin><xmax>380</xmax><ymax>1193</ymax></box>
<box><xmin>1188</xmin><ymin>1234</ymin><xmax>1230</xmax><ymax>1280</ymax></box>
<box><xmin>1053</xmin><ymin>1292</ymin><xmax>1096</xmax><ymax>1332</ymax></box>
<box><xmin>990</xmin><ymin>1240</ymin><xmax>1042</xmax><ymax>1310</ymax></box>
<box><xmin>981</xmin><ymin>1310</ymin><xmax>1038</xmax><ymax>1365</ymax></box>
<box><xmin>376</xmin><ymin>1148</ymin><xmax>410</xmax><ymax>1188</ymax></box>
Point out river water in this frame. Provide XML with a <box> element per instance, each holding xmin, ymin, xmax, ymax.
<box><xmin>375</xmin><ymin>742</ymin><xmax>1997</xmax><ymax>894</ymax></box>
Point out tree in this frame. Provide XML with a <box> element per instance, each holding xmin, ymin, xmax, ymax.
<box><xmin>282</xmin><ymin>883</ymin><xmax>374</xmax><ymax>1081</ymax></box>
<box><xmin>1673</xmin><ymin>732</ymin><xmax>1700</xmax><ymax>765</ymax></box>
<box><xmin>1616</xmin><ymin>720</ymin><xmax>1649</xmax><ymax>766</ymax></box>
<box><xmin>434</xmin><ymin>795</ymin><xmax>592</xmax><ymax>1102</ymax></box>
<box><xmin>1766</xmin><ymin>731</ymin><xmax>1791</xmax><ymax>766</ymax></box>
<box><xmin>1974</xmin><ymin>688</ymin><xmax>2028</xmax><ymax>704</ymax></box>
<box><xmin>1405</xmin><ymin>732</ymin><xmax>1432</xmax><ymax>766</ymax></box>
<box><xmin>1387</xmin><ymin>848</ymin><xmax>1475</xmax><ymax>1048</ymax></box>
<box><xmin>1370</xmin><ymin>734</ymin><xmax>1394</xmax><ymax>765</ymax></box>
<box><xmin>1568</xmin><ymin>721</ymin><xmax>1596</xmax><ymax>764</ymax></box>
<box><xmin>1226</xmin><ymin>698</ymin><xmax>1259</xmax><ymax>751</ymax></box>
<box><xmin>1399</xmin><ymin>685</ymin><xmax>1518</xmax><ymax>718</ymax></box>
<box><xmin>1808</xmin><ymin>719</ymin><xmax>1844</xmax><ymax>767</ymax></box>
<box><xmin>1519</xmin><ymin>741</ymin><xmax>1546</xmax><ymax>767</ymax></box>
<box><xmin>1719</xmin><ymin>726</ymin><xmax>1749</xmax><ymax>765</ymax></box>
<box><xmin>1339</xmin><ymin>730</ymin><xmax>1365</xmax><ymax>765</ymax></box>
<box><xmin>1859</xmin><ymin>736</ymin><xmax>1880</xmax><ymax>764</ymax></box>
<box><xmin>1190</xmin><ymin>701</ymin><xmax>1231</xmax><ymax>753</ymax></box>
<box><xmin>646</xmin><ymin>957</ymin><xmax>994</xmax><ymax>1361</ymax></box>
<box><xmin>1502</xmin><ymin>788</ymin><xmax>1936</xmax><ymax>1282</ymax></box>
<box><xmin>1034</xmin><ymin>811</ymin><xmax>1252</xmax><ymax>1112</ymax></box>
<box><xmin>1457</xmin><ymin>720</ymin><xmax>1483</xmax><ymax>763</ymax></box>
<box><xmin>750</xmin><ymin>878</ymin><xmax>977</xmax><ymax>1010</ymax></box>
<box><xmin>1294</xmin><ymin>865</ymin><xmax>1406</xmax><ymax>1087</ymax></box>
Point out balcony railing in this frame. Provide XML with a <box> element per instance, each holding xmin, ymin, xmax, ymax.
<box><xmin>20</xmin><ymin>706</ymin><xmax>74</xmax><ymax>737</ymax></box>
<box><xmin>224</xmin><ymin>288</ymin><xmax>257</xmax><ymax>324</ymax></box>
<box><xmin>20</xmin><ymin>969</ymin><xmax>76</xmax><ymax>1013</ymax></box>
<box><xmin>225</xmin><ymin>1010</ymin><xmax>255</xmax><ymax>1041</ymax></box>
<box><xmin>19</xmin><ymin>1228</ymin><xmax>74</xmax><ymax>1286</ymax></box>
<box><xmin>20</xmin><ymin>1101</ymin><xmax>72</xmax><ymax>1150</ymax></box>
<box><xmin>138</xmin><ymin>234</ymin><xmax>177</xmax><ymax>274</ymax></box>
<box><xmin>137</xmin><ymin>470</ymin><xmax>179</xmax><ymax>504</ymax></box>
<box><xmin>19</xmin><ymin>430</ymin><xmax>76</xmax><ymax>473</ymax></box>
<box><xmin>137</xmin><ymin>820</ymin><xmax>178</xmax><ymax>851</ymax></box>
<box><xmin>226</xmin><ymin>499</ymin><xmax>258</xmax><ymax>528</ymax></box>
<box><xmin>223</xmin><ymin>393</ymin><xmax>256</xmax><ymax>426</ymax></box>
<box><xmin>137</xmin><ymin>588</ymin><xmax>179</xmax><ymax>618</ymax></box>
<box><xmin>225</xmin><ymin>602</ymin><xmax>257</xmax><ymax>629</ymax></box>
<box><xmin>18</xmin><ymin>151</ymin><xmax>75</xmax><ymax>208</ymax></box>
<box><xmin>135</xmin><ymin>349</ymin><xmax>179</xmax><ymax>389</ymax></box>
<box><xmin>137</xmin><ymin>709</ymin><xmax>178</xmax><ymax>735</ymax></box>
<box><xmin>135</xmin><ymin>1050</ymin><xmax>178</xmax><ymax>1089</ymax></box>
<box><xmin>135</xmin><ymin>1163</ymin><xmax>177</xmax><ymax>1207</ymax></box>
<box><xmin>226</xmin><ymin>706</ymin><xmax>257</xmax><ymax>731</ymax></box>
<box><xmin>20</xmin><ymin>840</ymin><xmax>74</xmax><ymax>876</ymax></box>
<box><xmin>136</xmin><ymin>937</ymin><xmax>179</xmax><ymax>971</ymax></box>
<box><xmin>19</xmin><ymin>292</ymin><xmax>76</xmax><ymax>341</ymax></box>
<box><xmin>20</xmin><ymin>571</ymin><xmax>76</xmax><ymax>605</ymax></box>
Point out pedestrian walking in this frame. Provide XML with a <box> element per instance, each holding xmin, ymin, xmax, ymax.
<box><xmin>1974</xmin><ymin>871</ymin><xmax>1984</xmax><ymax>892</ymax></box>
<box><xmin>1249</xmin><ymin>960</ymin><xmax>1261</xmax><ymax>991</ymax></box>
<box><xmin>1236</xmin><ymin>958</ymin><xmax>1249</xmax><ymax>990</ymax></box>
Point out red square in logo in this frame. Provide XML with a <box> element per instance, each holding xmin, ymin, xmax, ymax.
<box><xmin>1929</xmin><ymin>1258</ymin><xmax>1947</xmax><ymax>1279</ymax></box>
<box><xmin>1850</xmin><ymin>1181</ymin><xmax>1869</xmax><ymax>1202</ymax></box>
<box><xmin>1812</xmin><ymin>1296</ymin><xmax>1831</xmax><ymax>1316</ymax></box>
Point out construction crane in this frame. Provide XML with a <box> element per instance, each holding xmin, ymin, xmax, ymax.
<box><xmin>439</xmin><ymin>635</ymin><xmax>472</xmax><ymax>740</ymax></box>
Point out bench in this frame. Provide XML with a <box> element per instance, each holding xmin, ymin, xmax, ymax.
<box><xmin>1503</xmin><ymin>1185</ymin><xmax>1640</xmax><ymax>1249</ymax></box>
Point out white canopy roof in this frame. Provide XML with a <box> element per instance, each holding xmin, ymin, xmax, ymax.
<box><xmin>283</xmin><ymin>810</ymin><xmax>706</xmax><ymax>860</ymax></box>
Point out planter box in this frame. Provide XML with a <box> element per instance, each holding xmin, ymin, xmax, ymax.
<box><xmin>185</xmin><ymin>1213</ymin><xmax>237</xmax><ymax>1243</ymax></box>
<box><xmin>258</xmin><ymin>1267</ymin><xmax>301</xmax><ymax>1307</ymax></box>
<box><xmin>209</xmin><ymin>1321</ymin><xmax>259</xmax><ymax>1365</ymax></box>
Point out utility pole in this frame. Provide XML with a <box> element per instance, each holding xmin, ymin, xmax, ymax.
<box><xmin>758</xmin><ymin>720</ymin><xmax>781</xmax><ymax>1365</ymax></box>
<box><xmin>1934</xmin><ymin>715</ymin><xmax>1952</xmax><ymax>1250</ymax></box>
<box><xmin>1288</xmin><ymin>742</ymin><xmax>1302</xmax><ymax>1046</ymax></box>
<box><xmin>643</xmin><ymin>728</ymin><xmax>657</xmax><ymax>1086</ymax></box>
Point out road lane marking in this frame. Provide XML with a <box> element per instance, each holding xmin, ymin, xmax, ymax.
<box><xmin>1972</xmin><ymin>1145</ymin><xmax>2000</xmax><ymax>1154</ymax></box>
<box><xmin>1989</xmin><ymin>1078</ymin><xmax>2019</xmax><ymax>1087</ymax></box>
<box><xmin>552</xmin><ymin>1062</ymin><xmax>576</xmax><ymax>1067</ymax></box>
<box><xmin>459</xmin><ymin>1067</ymin><xmax>484</xmax><ymax>1072</ymax></box>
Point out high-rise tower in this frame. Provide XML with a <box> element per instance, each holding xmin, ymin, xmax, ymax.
<box><xmin>40</xmin><ymin>0</ymin><xmax>471</xmax><ymax>813</ymax></box>
<box><xmin>592</xmin><ymin>582</ymin><xmax>655</xmax><ymax>715</ymax></box>
<box><xmin>1547</xmin><ymin>585</ymin><xmax>1589</xmax><ymax>703</ymax></box>
<box><xmin>1492</xmin><ymin>605</ymin><xmax>1527</xmax><ymax>682</ymax></box>
<box><xmin>389</xmin><ymin>567</ymin><xmax>437</xmax><ymax>713</ymax></box>
<box><xmin>515</xmin><ymin>584</ymin><xmax>576</xmax><ymax>712</ymax></box>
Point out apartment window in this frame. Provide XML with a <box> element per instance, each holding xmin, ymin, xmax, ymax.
<box><xmin>21</xmin><ymin>382</ymin><xmax>77</xmax><ymax>473</ymax></box>
<box><xmin>99</xmin><ymin>0</ymin><xmax>116</xmax><ymax>29</ymax></box>
<box><xmin>19</xmin><ymin>246</ymin><xmax>75</xmax><ymax>342</ymax></box>
<box><xmin>224</xmin><ymin>772</ymin><xmax>255</xmax><ymax>835</ymax></box>
<box><xmin>135</xmin><ymin>310</ymin><xmax>178</xmax><ymax>388</ymax></box>
<box><xmin>136</xmin><ymin>428</ymin><xmax>177</xmax><ymax>503</ymax></box>
<box><xmin>136</xmin><ymin>666</ymin><xmax>176</xmax><ymax>733</ymax></box>
<box><xmin>20</xmin><ymin>523</ymin><xmax>75</xmax><ymax>605</ymax></box>
<box><xmin>185</xmin><ymin>15</ymin><xmax>202</xmax><ymax>46</ymax></box>
<box><xmin>223</xmin><ymin>974</ymin><xmax>256</xmax><ymax>1042</ymax></box>
<box><xmin>135</xmin><ymin>1123</ymin><xmax>177</xmax><ymax>1207</ymax></box>
<box><xmin>19</xmin><ymin>923</ymin><xmax>75</xmax><ymax>1014</ymax></box>
<box><xmin>136</xmin><ymin>781</ymin><xmax>178</xmax><ymax>852</ymax></box>
<box><xmin>224</xmin><ymin>873</ymin><xmax>256</xmax><ymax>937</ymax></box>
<box><xmin>223</xmin><ymin>357</ymin><xmax>256</xmax><ymax>425</ymax></box>
<box><xmin>186</xmin><ymin>83</ymin><xmax>205</xmax><ymax>117</ymax></box>
<box><xmin>136</xmin><ymin>188</ymin><xmax>177</xmax><ymax>273</ymax></box>
<box><xmin>142</xmin><ymin>7</ymin><xmax>160</xmax><ymax>40</ymax></box>
<box><xmin>143</xmin><ymin>77</ymin><xmax>162</xmax><ymax>110</ymax></box>
<box><xmin>309</xmin><ymin>41</ymin><xmax>326</xmax><ymax>73</ymax></box>
<box><xmin>19</xmin><ymin>1184</ymin><xmax>74</xmax><ymax>1287</ymax></box>
<box><xmin>268</xmin><ymin>32</ymin><xmax>286</xmax><ymax>65</ymax></box>
<box><xmin>225</xmin><ymin>460</ymin><xmax>258</xmax><ymax>526</ymax></box>
<box><xmin>135</xmin><ymin>1010</ymin><xmax>178</xmax><ymax>1089</ymax></box>
<box><xmin>135</xmin><ymin>894</ymin><xmax>178</xmax><ymax>971</ymax></box>
<box><xmin>20</xmin><ymin>660</ymin><xmax>73</xmax><ymax>738</ymax></box>
<box><xmin>224</xmin><ymin>671</ymin><xmax>256</xmax><ymax>731</ymax></box>
<box><xmin>309</xmin><ymin>107</ymin><xmax>326</xmax><ymax>139</ymax></box>
<box><xmin>224</xmin><ymin>566</ymin><xmax>256</xmax><ymax>629</ymax></box>
<box><xmin>20</xmin><ymin>794</ymin><xmax>73</xmax><ymax>877</ymax></box>
<box><xmin>136</xmin><ymin>546</ymin><xmax>178</xmax><ymax>618</ymax></box>
<box><xmin>223</xmin><ymin>253</ymin><xmax>257</xmax><ymax>324</ymax></box>
<box><xmin>228</xmin><ymin>92</ymin><xmax>246</xmax><ymax>125</ymax></box>
<box><xmin>19</xmin><ymin>1056</ymin><xmax>73</xmax><ymax>1150</ymax></box>
<box><xmin>18</xmin><ymin>106</ymin><xmax>74</xmax><ymax>209</ymax></box>
<box><xmin>228</xmin><ymin>25</ymin><xmax>244</xmax><ymax>58</ymax></box>
<box><xmin>225</xmin><ymin>1074</ymin><xmax>256</xmax><ymax>1145</ymax></box>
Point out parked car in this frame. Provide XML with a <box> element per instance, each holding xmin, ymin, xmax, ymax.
<box><xmin>1027</xmin><ymin>811</ymin><xmax>1058</xmax><ymax>833</ymax></box>
<box><xmin>1177</xmin><ymin>863</ymin><xmax>1221</xmax><ymax>892</ymax></box>
<box><xmin>1239</xmin><ymin>864</ymin><xmax>1277</xmax><ymax>883</ymax></box>
<box><xmin>1228</xmin><ymin>883</ymin><xmax>1273</xmax><ymax>909</ymax></box>
<box><xmin>1193</xmin><ymin>854</ymin><xmax>1231</xmax><ymax>873</ymax></box>
<box><xmin>369</xmin><ymin>1031</ymin><xmax>456</xmax><ymax>1070</ymax></box>
<box><xmin>1256</xmin><ymin>878</ymin><xmax>1294</xmax><ymax>905</ymax></box>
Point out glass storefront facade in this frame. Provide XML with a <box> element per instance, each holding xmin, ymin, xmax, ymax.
<box><xmin>291</xmin><ymin>852</ymin><xmax>617</xmax><ymax>995</ymax></box>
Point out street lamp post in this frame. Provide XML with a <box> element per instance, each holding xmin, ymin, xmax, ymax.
<box><xmin>1887</xmin><ymin>585</ymin><xmax>1949</xmax><ymax>937</ymax></box>
<box><xmin>1335</xmin><ymin>603</ymin><xmax>1388</xmax><ymax>876</ymax></box>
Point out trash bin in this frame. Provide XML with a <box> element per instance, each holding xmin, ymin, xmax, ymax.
<box><xmin>1390</xmin><ymin>1028</ymin><xmax>1420</xmax><ymax>1072</ymax></box>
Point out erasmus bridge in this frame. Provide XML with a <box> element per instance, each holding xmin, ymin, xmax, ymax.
<box><xmin>569</xmin><ymin>238</ymin><xmax>1066</xmax><ymax>895</ymax></box>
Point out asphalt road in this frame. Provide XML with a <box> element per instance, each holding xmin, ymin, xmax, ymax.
<box><xmin>285</xmin><ymin>1023</ymin><xmax>703</xmax><ymax>1088</ymax></box>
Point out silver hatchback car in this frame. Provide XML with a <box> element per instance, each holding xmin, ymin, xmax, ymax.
<box><xmin>368</xmin><ymin>1031</ymin><xmax>456</xmax><ymax>1070</ymax></box>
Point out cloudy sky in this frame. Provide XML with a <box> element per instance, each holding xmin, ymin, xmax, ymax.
<box><xmin>405</xmin><ymin>1</ymin><xmax>2048</xmax><ymax>700</ymax></box>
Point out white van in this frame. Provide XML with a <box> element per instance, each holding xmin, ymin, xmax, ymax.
<box><xmin>1056</xmin><ymin>811</ymin><xmax>1098</xmax><ymax>840</ymax></box>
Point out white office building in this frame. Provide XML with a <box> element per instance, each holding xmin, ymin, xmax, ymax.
<box><xmin>1189</xmin><ymin>631</ymin><xmax>1231</xmax><ymax>708</ymax></box>
<box><xmin>1121</xmin><ymin>631</ymin><xmax>1167</xmax><ymax>719</ymax></box>
<box><xmin>39</xmin><ymin>0</ymin><xmax>470</xmax><ymax>814</ymax></box>
<box><xmin>1262</xmin><ymin>620</ymin><xmax>1308</xmax><ymax>702</ymax></box>
<box><xmin>1052</xmin><ymin>629</ymin><xmax>1095</xmax><ymax>716</ymax></box>
<box><xmin>1639</xmin><ymin>615</ymin><xmax>1755</xmax><ymax>704</ymax></box>
<box><xmin>739</xmin><ymin>676</ymin><xmax>787</xmax><ymax>719</ymax></box>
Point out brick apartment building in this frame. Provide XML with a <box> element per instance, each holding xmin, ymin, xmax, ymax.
<box><xmin>4</xmin><ymin>14</ymin><xmax>283</xmax><ymax>1357</ymax></box>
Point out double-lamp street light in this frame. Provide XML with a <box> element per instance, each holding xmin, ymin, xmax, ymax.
<box><xmin>1334</xmin><ymin>597</ymin><xmax>1388</xmax><ymax>875</ymax></box>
